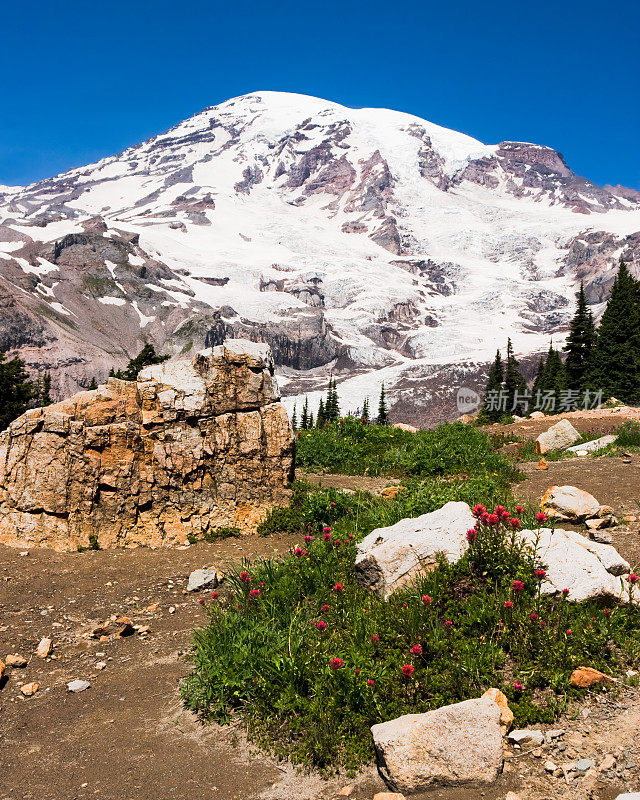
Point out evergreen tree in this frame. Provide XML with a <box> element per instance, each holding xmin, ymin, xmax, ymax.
<box><xmin>531</xmin><ymin>355</ymin><xmax>546</xmax><ymax>402</ymax></box>
<box><xmin>361</xmin><ymin>397</ymin><xmax>370</xmax><ymax>422</ymax></box>
<box><xmin>291</xmin><ymin>404</ymin><xmax>298</xmax><ymax>431</ymax></box>
<box><xmin>324</xmin><ymin>377</ymin><xmax>340</xmax><ymax>423</ymax></box>
<box><xmin>88</xmin><ymin>377</ymin><xmax>98</xmax><ymax>390</ymax></box>
<box><xmin>39</xmin><ymin>372</ymin><xmax>52</xmax><ymax>406</ymax></box>
<box><xmin>0</xmin><ymin>352</ymin><xmax>35</xmax><ymax>431</ymax></box>
<box><xmin>116</xmin><ymin>344</ymin><xmax>169</xmax><ymax>381</ymax></box>
<box><xmin>308</xmin><ymin>411</ymin><xmax>314</xmax><ymax>428</ymax></box>
<box><xmin>481</xmin><ymin>349</ymin><xmax>504</xmax><ymax>422</ymax></box>
<box><xmin>538</xmin><ymin>342</ymin><xmax>567</xmax><ymax>400</ymax></box>
<box><xmin>317</xmin><ymin>398</ymin><xmax>325</xmax><ymax>427</ymax></box>
<box><xmin>589</xmin><ymin>261</ymin><xmax>640</xmax><ymax>403</ymax></box>
<box><xmin>301</xmin><ymin>396</ymin><xmax>309</xmax><ymax>430</ymax></box>
<box><xmin>503</xmin><ymin>339</ymin><xmax>527</xmax><ymax>416</ymax></box>
<box><xmin>376</xmin><ymin>384</ymin><xmax>388</xmax><ymax>425</ymax></box>
<box><xmin>564</xmin><ymin>282</ymin><xmax>596</xmax><ymax>390</ymax></box>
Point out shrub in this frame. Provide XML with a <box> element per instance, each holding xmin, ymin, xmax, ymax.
<box><xmin>204</xmin><ymin>526</ymin><xmax>241</xmax><ymax>542</ymax></box>
<box><xmin>616</xmin><ymin>421</ymin><xmax>640</xmax><ymax>449</ymax></box>
<box><xmin>182</xmin><ymin>496</ymin><xmax>640</xmax><ymax>771</ymax></box>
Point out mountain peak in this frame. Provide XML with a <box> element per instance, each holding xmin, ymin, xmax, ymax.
<box><xmin>0</xmin><ymin>91</ymin><xmax>638</xmax><ymax>421</ymax></box>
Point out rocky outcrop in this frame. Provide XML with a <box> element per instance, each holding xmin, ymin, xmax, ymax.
<box><xmin>371</xmin><ymin>696</ymin><xmax>504</xmax><ymax>791</ymax></box>
<box><xmin>0</xmin><ymin>341</ymin><xmax>294</xmax><ymax>551</ymax></box>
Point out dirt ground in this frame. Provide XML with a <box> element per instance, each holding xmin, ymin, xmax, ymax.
<box><xmin>2</xmin><ymin>425</ymin><xmax>640</xmax><ymax>799</ymax></box>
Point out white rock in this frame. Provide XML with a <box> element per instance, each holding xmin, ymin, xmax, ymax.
<box><xmin>520</xmin><ymin>528</ymin><xmax>633</xmax><ymax>603</ymax></box>
<box><xmin>355</xmin><ymin>502</ymin><xmax>476</xmax><ymax>598</ymax></box>
<box><xmin>508</xmin><ymin>729</ymin><xmax>545</xmax><ymax>746</ymax></box>
<box><xmin>540</xmin><ymin>485</ymin><xmax>601</xmax><ymax>520</ymax></box>
<box><xmin>566</xmin><ymin>435</ymin><xmax>616</xmax><ymax>454</ymax></box>
<box><xmin>535</xmin><ymin>420</ymin><xmax>581</xmax><ymax>454</ymax></box>
<box><xmin>186</xmin><ymin>568</ymin><xmax>218</xmax><ymax>592</ymax></box>
<box><xmin>371</xmin><ymin>697</ymin><xmax>503</xmax><ymax>791</ymax></box>
<box><xmin>67</xmin><ymin>679</ymin><xmax>91</xmax><ymax>692</ymax></box>
<box><xmin>614</xmin><ymin>793</ymin><xmax>640</xmax><ymax>799</ymax></box>
<box><xmin>530</xmin><ymin>411</ymin><xmax>546</xmax><ymax>419</ymax></box>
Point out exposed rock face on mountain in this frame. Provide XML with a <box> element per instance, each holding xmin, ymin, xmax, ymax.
<box><xmin>1</xmin><ymin>91</ymin><xmax>638</xmax><ymax>422</ymax></box>
<box><xmin>0</xmin><ymin>340</ymin><xmax>294</xmax><ymax>551</ymax></box>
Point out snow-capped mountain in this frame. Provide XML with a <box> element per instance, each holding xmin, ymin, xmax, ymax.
<box><xmin>1</xmin><ymin>91</ymin><xmax>639</xmax><ymax>422</ymax></box>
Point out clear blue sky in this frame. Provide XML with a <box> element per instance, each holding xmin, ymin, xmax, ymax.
<box><xmin>1</xmin><ymin>0</ymin><xmax>638</xmax><ymax>188</ymax></box>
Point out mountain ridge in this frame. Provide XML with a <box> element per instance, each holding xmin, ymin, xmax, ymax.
<box><xmin>1</xmin><ymin>91</ymin><xmax>638</xmax><ymax>422</ymax></box>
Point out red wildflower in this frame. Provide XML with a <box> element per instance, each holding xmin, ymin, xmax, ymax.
<box><xmin>323</xmin><ymin>532</ymin><xmax>332</xmax><ymax>542</ymax></box>
<box><xmin>334</xmin><ymin>540</ymin><xmax>342</xmax><ymax>547</ymax></box>
<box><xmin>562</xmin><ymin>588</ymin><xmax>570</xmax><ymax>596</ymax></box>
<box><xmin>321</xmin><ymin>604</ymin><xmax>330</xmax><ymax>613</ymax></box>
<box><xmin>466</xmin><ymin>528</ymin><xmax>477</xmax><ymax>543</ymax></box>
<box><xmin>628</xmin><ymin>573</ymin><xmax>639</xmax><ymax>585</ymax></box>
<box><xmin>330</xmin><ymin>502</ymin><xmax>336</xmax><ymax>507</ymax></box>
<box><xmin>513</xmin><ymin>681</ymin><xmax>523</xmax><ymax>692</ymax></box>
<box><xmin>495</xmin><ymin>505</ymin><xmax>506</xmax><ymax>515</ymax></box>
<box><xmin>316</xmin><ymin>620</ymin><xmax>327</xmax><ymax>631</ymax></box>
<box><xmin>566</xmin><ymin>629</ymin><xmax>572</xmax><ymax>635</ymax></box>
<box><xmin>329</xmin><ymin>657</ymin><xmax>345</xmax><ymax>670</ymax></box>
<box><xmin>511</xmin><ymin>580</ymin><xmax>525</xmax><ymax>594</ymax></box>
<box><xmin>347</xmin><ymin>534</ymin><xmax>354</xmax><ymax>540</ymax></box>
<box><xmin>370</xmin><ymin>634</ymin><xmax>380</xmax><ymax>643</ymax></box>
<box><xmin>536</xmin><ymin>569</ymin><xmax>547</xmax><ymax>579</ymax></box>
<box><xmin>444</xmin><ymin>619</ymin><xmax>453</xmax><ymax>628</ymax></box>
<box><xmin>401</xmin><ymin>664</ymin><xmax>415</xmax><ymax>678</ymax></box>
<box><xmin>198</xmin><ymin>598</ymin><xmax>205</xmax><ymax>605</ymax></box>
<box><xmin>488</xmin><ymin>513</ymin><xmax>500</xmax><ymax>526</ymax></box>
<box><xmin>535</xmin><ymin>512</ymin><xmax>548</xmax><ymax>524</ymax></box>
<box><xmin>410</xmin><ymin>644</ymin><xmax>423</xmax><ymax>656</ymax></box>
<box><xmin>421</xmin><ymin>594</ymin><xmax>432</xmax><ymax>605</ymax></box>
<box><xmin>354</xmin><ymin>668</ymin><xmax>361</xmax><ymax>675</ymax></box>
<box><xmin>239</xmin><ymin>570</ymin><xmax>250</xmax><ymax>584</ymax></box>
<box><xmin>472</xmin><ymin>504</ymin><xmax>486</xmax><ymax>517</ymax></box>
<box><xmin>295</xmin><ymin>547</ymin><xmax>304</xmax><ymax>557</ymax></box>
<box><xmin>504</xmin><ymin>600</ymin><xmax>514</xmax><ymax>609</ymax></box>
<box><xmin>530</xmin><ymin>611</ymin><xmax>538</xmax><ymax>621</ymax></box>
<box><xmin>249</xmin><ymin>589</ymin><xmax>260</xmax><ymax>599</ymax></box>
<box><xmin>323</xmin><ymin>526</ymin><xmax>332</xmax><ymax>533</ymax></box>
<box><xmin>211</xmin><ymin>592</ymin><xmax>219</xmax><ymax>600</ymax></box>
<box><xmin>539</xmin><ymin>620</ymin><xmax>547</xmax><ymax>628</ymax></box>
<box><xmin>509</xmin><ymin>518</ymin><xmax>522</xmax><ymax>529</ymax></box>
<box><xmin>367</xmin><ymin>679</ymin><xmax>375</xmax><ymax>686</ymax></box>
<box><xmin>515</xmin><ymin>506</ymin><xmax>524</xmax><ymax>514</ymax></box>
<box><xmin>333</xmin><ymin>582</ymin><xmax>344</xmax><ymax>594</ymax></box>
<box><xmin>304</xmin><ymin>535</ymin><xmax>313</xmax><ymax>543</ymax></box>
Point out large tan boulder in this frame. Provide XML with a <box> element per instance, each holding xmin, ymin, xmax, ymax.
<box><xmin>371</xmin><ymin>697</ymin><xmax>504</xmax><ymax>791</ymax></box>
<box><xmin>0</xmin><ymin>341</ymin><xmax>294</xmax><ymax>551</ymax></box>
<box><xmin>540</xmin><ymin>485</ymin><xmax>601</xmax><ymax>521</ymax></box>
<box><xmin>354</xmin><ymin>502</ymin><xmax>476</xmax><ymax>598</ymax></box>
<box><xmin>535</xmin><ymin>419</ymin><xmax>581</xmax><ymax>454</ymax></box>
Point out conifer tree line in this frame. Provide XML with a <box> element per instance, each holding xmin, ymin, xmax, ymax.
<box><xmin>291</xmin><ymin>380</ymin><xmax>389</xmax><ymax>429</ymax></box>
<box><xmin>0</xmin><ymin>352</ymin><xmax>53</xmax><ymax>432</ymax></box>
<box><xmin>481</xmin><ymin>261</ymin><xmax>640</xmax><ymax>420</ymax></box>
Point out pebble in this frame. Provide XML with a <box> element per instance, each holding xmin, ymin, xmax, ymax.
<box><xmin>544</xmin><ymin>760</ymin><xmax>557</xmax><ymax>773</ymax></box>
<box><xmin>20</xmin><ymin>682</ymin><xmax>39</xmax><ymax>696</ymax></box>
<box><xmin>508</xmin><ymin>729</ymin><xmax>545</xmax><ymax>746</ymax></box>
<box><xmin>575</xmin><ymin>758</ymin><xmax>596</xmax><ymax>773</ymax></box>
<box><xmin>67</xmin><ymin>679</ymin><xmax>91</xmax><ymax>693</ymax></box>
<box><xmin>5</xmin><ymin>653</ymin><xmax>27</xmax><ymax>667</ymax></box>
<box><xmin>36</xmin><ymin>638</ymin><xmax>52</xmax><ymax>658</ymax></box>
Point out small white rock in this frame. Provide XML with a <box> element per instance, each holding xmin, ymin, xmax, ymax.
<box><xmin>67</xmin><ymin>679</ymin><xmax>91</xmax><ymax>693</ymax></box>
